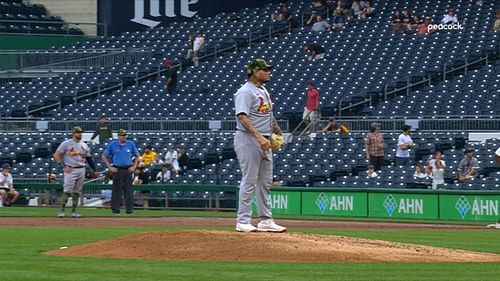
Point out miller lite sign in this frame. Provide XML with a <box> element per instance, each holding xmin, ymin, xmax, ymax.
<box><xmin>131</xmin><ymin>0</ymin><xmax>198</xmax><ymax>28</ymax></box>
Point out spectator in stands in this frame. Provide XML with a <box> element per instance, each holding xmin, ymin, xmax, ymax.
<box><xmin>271</xmin><ymin>3</ymin><xmax>293</xmax><ymax>24</ymax></box>
<box><xmin>396</xmin><ymin>125</ymin><xmax>416</xmax><ymax>166</ymax></box>
<box><xmin>361</xmin><ymin>0</ymin><xmax>375</xmax><ymax>18</ymax></box>
<box><xmin>140</xmin><ymin>145</ymin><xmax>157</xmax><ymax>166</ymax></box>
<box><xmin>310</xmin><ymin>0</ymin><xmax>326</xmax><ymax>15</ymax></box>
<box><xmin>333</xmin><ymin>0</ymin><xmax>353</xmax><ymax>19</ymax></box>
<box><xmin>90</xmin><ymin>115</ymin><xmax>112</xmax><ymax>146</ymax></box>
<box><xmin>417</xmin><ymin>17</ymin><xmax>435</xmax><ymax>35</ymax></box>
<box><xmin>177</xmin><ymin>146</ymin><xmax>189</xmax><ymax>173</ymax></box>
<box><xmin>496</xmin><ymin>147</ymin><xmax>500</xmax><ymax>163</ymax></box>
<box><xmin>426</xmin><ymin>151</ymin><xmax>445</xmax><ymax>189</ymax></box>
<box><xmin>155</xmin><ymin>163</ymin><xmax>172</xmax><ymax>183</ymax></box>
<box><xmin>413</xmin><ymin>164</ymin><xmax>427</xmax><ymax>179</ymax></box>
<box><xmin>303</xmin><ymin>43</ymin><xmax>326</xmax><ymax>61</ymax></box>
<box><xmin>351</xmin><ymin>0</ymin><xmax>366</xmax><ymax>19</ymax></box>
<box><xmin>303</xmin><ymin>81</ymin><xmax>321</xmax><ymax>135</ymax></box>
<box><xmin>366</xmin><ymin>164</ymin><xmax>378</xmax><ymax>178</ymax></box>
<box><xmin>306</xmin><ymin>11</ymin><xmax>318</xmax><ymax>26</ymax></box>
<box><xmin>133</xmin><ymin>163</ymin><xmax>150</xmax><ymax>209</ymax></box>
<box><xmin>457</xmin><ymin>148</ymin><xmax>479</xmax><ymax>183</ymax></box>
<box><xmin>365</xmin><ymin>122</ymin><xmax>384</xmax><ymax>171</ymax></box>
<box><xmin>151</xmin><ymin>154</ymin><xmax>164</xmax><ymax>166</ymax></box>
<box><xmin>101</xmin><ymin>128</ymin><xmax>140</xmax><ymax>215</ymax></box>
<box><xmin>401</xmin><ymin>9</ymin><xmax>414</xmax><ymax>32</ymax></box>
<box><xmin>0</xmin><ymin>164</ymin><xmax>19</xmax><ymax>207</ymax></box>
<box><xmin>322</xmin><ymin>118</ymin><xmax>341</xmax><ymax>134</ymax></box>
<box><xmin>186</xmin><ymin>32</ymin><xmax>195</xmax><ymax>58</ymax></box>
<box><xmin>391</xmin><ymin>11</ymin><xmax>405</xmax><ymax>34</ymax></box>
<box><xmin>441</xmin><ymin>9</ymin><xmax>458</xmax><ymax>24</ymax></box>
<box><xmin>311</xmin><ymin>14</ymin><xmax>331</xmax><ymax>32</ymax></box>
<box><xmin>164</xmin><ymin>59</ymin><xmax>177</xmax><ymax>95</ymax></box>
<box><xmin>192</xmin><ymin>31</ymin><xmax>206</xmax><ymax>67</ymax></box>
<box><xmin>164</xmin><ymin>146</ymin><xmax>180</xmax><ymax>175</ymax></box>
<box><xmin>493</xmin><ymin>11</ymin><xmax>500</xmax><ymax>32</ymax></box>
<box><xmin>411</xmin><ymin>15</ymin><xmax>421</xmax><ymax>30</ymax></box>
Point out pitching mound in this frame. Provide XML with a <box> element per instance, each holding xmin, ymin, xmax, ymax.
<box><xmin>46</xmin><ymin>230</ymin><xmax>500</xmax><ymax>262</ymax></box>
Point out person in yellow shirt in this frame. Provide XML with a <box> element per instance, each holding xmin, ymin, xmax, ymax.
<box><xmin>140</xmin><ymin>145</ymin><xmax>157</xmax><ymax>166</ymax></box>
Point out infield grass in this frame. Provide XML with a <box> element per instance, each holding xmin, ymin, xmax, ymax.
<box><xmin>0</xmin><ymin>208</ymin><xmax>499</xmax><ymax>281</ymax></box>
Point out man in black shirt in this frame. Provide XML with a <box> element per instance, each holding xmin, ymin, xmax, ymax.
<box><xmin>303</xmin><ymin>43</ymin><xmax>326</xmax><ymax>60</ymax></box>
<box><xmin>164</xmin><ymin>59</ymin><xmax>178</xmax><ymax>95</ymax></box>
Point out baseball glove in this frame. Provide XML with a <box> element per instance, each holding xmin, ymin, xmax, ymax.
<box><xmin>270</xmin><ymin>133</ymin><xmax>285</xmax><ymax>150</ymax></box>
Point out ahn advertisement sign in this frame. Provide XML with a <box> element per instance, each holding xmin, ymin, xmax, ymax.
<box><xmin>439</xmin><ymin>195</ymin><xmax>500</xmax><ymax>221</ymax></box>
<box><xmin>98</xmin><ymin>0</ymin><xmax>282</xmax><ymax>36</ymax></box>
<box><xmin>369</xmin><ymin>193</ymin><xmax>439</xmax><ymax>219</ymax></box>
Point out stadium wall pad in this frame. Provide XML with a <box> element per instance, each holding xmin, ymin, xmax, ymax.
<box><xmin>0</xmin><ymin>35</ymin><xmax>92</xmax><ymax>50</ymax></box>
<box><xmin>17</xmin><ymin>183</ymin><xmax>500</xmax><ymax>222</ymax></box>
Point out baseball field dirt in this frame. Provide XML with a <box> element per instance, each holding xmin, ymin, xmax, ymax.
<box><xmin>2</xmin><ymin>217</ymin><xmax>492</xmax><ymax>263</ymax></box>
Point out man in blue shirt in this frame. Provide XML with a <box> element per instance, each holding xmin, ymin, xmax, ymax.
<box><xmin>101</xmin><ymin>129</ymin><xmax>140</xmax><ymax>215</ymax></box>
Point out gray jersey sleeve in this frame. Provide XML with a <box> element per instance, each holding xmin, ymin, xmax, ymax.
<box><xmin>235</xmin><ymin>91</ymin><xmax>253</xmax><ymax>116</ymax></box>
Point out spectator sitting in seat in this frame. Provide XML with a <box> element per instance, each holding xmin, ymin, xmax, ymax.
<box><xmin>303</xmin><ymin>43</ymin><xmax>326</xmax><ymax>61</ymax></box>
<box><xmin>413</xmin><ymin>164</ymin><xmax>427</xmax><ymax>179</ymax></box>
<box><xmin>411</xmin><ymin>15</ymin><xmax>421</xmax><ymax>30</ymax></box>
<box><xmin>361</xmin><ymin>0</ymin><xmax>374</xmax><ymax>18</ymax></box>
<box><xmin>426</xmin><ymin>151</ymin><xmax>446</xmax><ymax>190</ymax></box>
<box><xmin>441</xmin><ymin>9</ymin><xmax>458</xmax><ymax>24</ymax></box>
<box><xmin>156</xmin><ymin>163</ymin><xmax>172</xmax><ymax>183</ymax></box>
<box><xmin>310</xmin><ymin>0</ymin><xmax>326</xmax><ymax>15</ymax></box>
<box><xmin>133</xmin><ymin>164</ymin><xmax>150</xmax><ymax>209</ymax></box>
<box><xmin>457</xmin><ymin>148</ymin><xmax>479</xmax><ymax>183</ymax></box>
<box><xmin>151</xmin><ymin>154</ymin><xmax>164</xmax><ymax>166</ymax></box>
<box><xmin>0</xmin><ymin>164</ymin><xmax>19</xmax><ymax>206</ymax></box>
<box><xmin>351</xmin><ymin>0</ymin><xmax>366</xmax><ymax>19</ymax></box>
<box><xmin>401</xmin><ymin>9</ymin><xmax>414</xmax><ymax>32</ymax></box>
<box><xmin>391</xmin><ymin>11</ymin><xmax>404</xmax><ymax>34</ymax></box>
<box><xmin>322</xmin><ymin>118</ymin><xmax>341</xmax><ymax>134</ymax></box>
<box><xmin>493</xmin><ymin>11</ymin><xmax>500</xmax><ymax>32</ymax></box>
<box><xmin>177</xmin><ymin>146</ymin><xmax>189</xmax><ymax>173</ymax></box>
<box><xmin>272</xmin><ymin>3</ymin><xmax>293</xmax><ymax>23</ymax></box>
<box><xmin>333</xmin><ymin>0</ymin><xmax>353</xmax><ymax>19</ymax></box>
<box><xmin>367</xmin><ymin>164</ymin><xmax>378</xmax><ymax>178</ymax></box>
<box><xmin>164</xmin><ymin>146</ymin><xmax>180</xmax><ymax>175</ymax></box>
<box><xmin>311</xmin><ymin>14</ymin><xmax>331</xmax><ymax>32</ymax></box>
<box><xmin>418</xmin><ymin>16</ymin><xmax>435</xmax><ymax>35</ymax></box>
<box><xmin>140</xmin><ymin>145</ymin><xmax>157</xmax><ymax>166</ymax></box>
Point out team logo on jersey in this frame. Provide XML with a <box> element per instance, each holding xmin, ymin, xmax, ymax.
<box><xmin>257</xmin><ymin>97</ymin><xmax>272</xmax><ymax>114</ymax></box>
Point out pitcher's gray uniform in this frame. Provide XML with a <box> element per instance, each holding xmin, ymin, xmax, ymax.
<box><xmin>234</xmin><ymin>82</ymin><xmax>274</xmax><ymax>224</ymax></box>
<box><xmin>234</xmin><ymin>58</ymin><xmax>286</xmax><ymax>233</ymax></box>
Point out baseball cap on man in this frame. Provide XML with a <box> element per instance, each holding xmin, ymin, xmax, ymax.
<box><xmin>246</xmin><ymin>58</ymin><xmax>272</xmax><ymax>77</ymax></box>
<box><xmin>72</xmin><ymin>126</ymin><xmax>83</xmax><ymax>133</ymax></box>
<box><xmin>118</xmin><ymin>129</ymin><xmax>127</xmax><ymax>136</ymax></box>
<box><xmin>2</xmin><ymin>163</ymin><xmax>11</xmax><ymax>170</ymax></box>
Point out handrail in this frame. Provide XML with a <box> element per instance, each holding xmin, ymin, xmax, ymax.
<box><xmin>0</xmin><ymin>19</ymin><xmax>106</xmax><ymax>36</ymax></box>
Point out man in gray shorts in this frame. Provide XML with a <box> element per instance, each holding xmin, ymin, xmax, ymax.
<box><xmin>54</xmin><ymin>126</ymin><xmax>96</xmax><ymax>218</ymax></box>
<box><xmin>233</xmin><ymin>58</ymin><xmax>286</xmax><ymax>233</ymax></box>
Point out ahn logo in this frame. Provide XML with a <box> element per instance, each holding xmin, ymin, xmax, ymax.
<box><xmin>131</xmin><ymin>0</ymin><xmax>199</xmax><ymax>28</ymax></box>
<box><xmin>383</xmin><ymin>194</ymin><xmax>397</xmax><ymax>217</ymax></box>
<box><xmin>315</xmin><ymin>193</ymin><xmax>329</xmax><ymax>214</ymax></box>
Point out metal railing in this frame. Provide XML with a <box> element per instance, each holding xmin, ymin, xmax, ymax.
<box><xmin>0</xmin><ymin>118</ymin><xmax>290</xmax><ymax>133</ymax></box>
<box><xmin>0</xmin><ymin>19</ymin><xmax>106</xmax><ymax>36</ymax></box>
<box><xmin>337</xmin><ymin>54</ymin><xmax>492</xmax><ymax>118</ymax></box>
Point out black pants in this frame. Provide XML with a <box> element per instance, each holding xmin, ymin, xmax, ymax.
<box><xmin>369</xmin><ymin>156</ymin><xmax>384</xmax><ymax>171</ymax></box>
<box><xmin>111</xmin><ymin>168</ymin><xmax>133</xmax><ymax>213</ymax></box>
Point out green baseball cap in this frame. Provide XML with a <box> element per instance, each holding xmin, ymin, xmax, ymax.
<box><xmin>246</xmin><ymin>58</ymin><xmax>272</xmax><ymax>77</ymax></box>
<box><xmin>72</xmin><ymin>126</ymin><xmax>83</xmax><ymax>133</ymax></box>
<box><xmin>118</xmin><ymin>129</ymin><xmax>127</xmax><ymax>136</ymax></box>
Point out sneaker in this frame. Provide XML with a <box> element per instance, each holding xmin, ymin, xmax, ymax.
<box><xmin>486</xmin><ymin>223</ymin><xmax>500</xmax><ymax>229</ymax></box>
<box><xmin>236</xmin><ymin>223</ymin><xmax>257</xmax><ymax>232</ymax></box>
<box><xmin>257</xmin><ymin>219</ymin><xmax>287</xmax><ymax>233</ymax></box>
<box><xmin>57</xmin><ymin>211</ymin><xmax>64</xmax><ymax>218</ymax></box>
<box><xmin>71</xmin><ymin>212</ymin><xmax>81</xmax><ymax>218</ymax></box>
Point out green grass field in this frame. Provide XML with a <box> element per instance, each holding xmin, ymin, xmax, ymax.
<box><xmin>1</xmin><ymin>207</ymin><xmax>499</xmax><ymax>281</ymax></box>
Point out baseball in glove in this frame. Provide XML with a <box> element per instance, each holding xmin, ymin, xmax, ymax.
<box><xmin>270</xmin><ymin>133</ymin><xmax>285</xmax><ymax>150</ymax></box>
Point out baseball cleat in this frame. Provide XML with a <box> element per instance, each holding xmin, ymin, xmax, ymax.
<box><xmin>236</xmin><ymin>223</ymin><xmax>257</xmax><ymax>232</ymax></box>
<box><xmin>486</xmin><ymin>223</ymin><xmax>500</xmax><ymax>229</ymax></box>
<box><xmin>257</xmin><ymin>219</ymin><xmax>287</xmax><ymax>233</ymax></box>
<box><xmin>57</xmin><ymin>211</ymin><xmax>64</xmax><ymax>218</ymax></box>
<box><xmin>71</xmin><ymin>212</ymin><xmax>82</xmax><ymax>218</ymax></box>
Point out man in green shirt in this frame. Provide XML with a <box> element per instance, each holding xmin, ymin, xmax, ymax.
<box><xmin>90</xmin><ymin>115</ymin><xmax>113</xmax><ymax>146</ymax></box>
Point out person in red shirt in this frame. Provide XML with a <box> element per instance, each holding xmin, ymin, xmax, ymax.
<box><xmin>417</xmin><ymin>17</ymin><xmax>435</xmax><ymax>35</ymax></box>
<box><xmin>302</xmin><ymin>81</ymin><xmax>320</xmax><ymax>135</ymax></box>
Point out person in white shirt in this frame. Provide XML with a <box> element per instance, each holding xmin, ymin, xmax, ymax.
<box><xmin>495</xmin><ymin>147</ymin><xmax>500</xmax><ymax>163</ymax></box>
<box><xmin>367</xmin><ymin>165</ymin><xmax>378</xmax><ymax>178</ymax></box>
<box><xmin>164</xmin><ymin>146</ymin><xmax>180</xmax><ymax>175</ymax></box>
<box><xmin>0</xmin><ymin>164</ymin><xmax>19</xmax><ymax>206</ymax></box>
<box><xmin>192</xmin><ymin>31</ymin><xmax>206</xmax><ymax>67</ymax></box>
<box><xmin>441</xmin><ymin>9</ymin><xmax>458</xmax><ymax>24</ymax></box>
<box><xmin>426</xmin><ymin>151</ymin><xmax>446</xmax><ymax>189</ymax></box>
<box><xmin>396</xmin><ymin>125</ymin><xmax>415</xmax><ymax>166</ymax></box>
<box><xmin>413</xmin><ymin>164</ymin><xmax>427</xmax><ymax>179</ymax></box>
<box><xmin>156</xmin><ymin>164</ymin><xmax>172</xmax><ymax>183</ymax></box>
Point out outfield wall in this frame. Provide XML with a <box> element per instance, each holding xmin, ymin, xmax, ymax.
<box><xmin>17</xmin><ymin>184</ymin><xmax>500</xmax><ymax>222</ymax></box>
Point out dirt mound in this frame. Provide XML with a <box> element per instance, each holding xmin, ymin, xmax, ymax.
<box><xmin>45</xmin><ymin>230</ymin><xmax>500</xmax><ymax>262</ymax></box>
